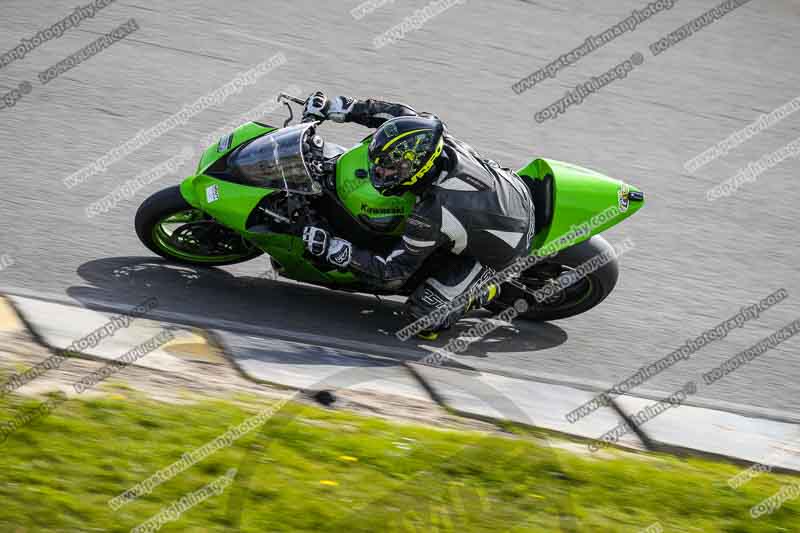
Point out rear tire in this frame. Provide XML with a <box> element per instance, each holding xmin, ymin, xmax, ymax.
<box><xmin>489</xmin><ymin>235</ymin><xmax>619</xmax><ymax>321</ymax></box>
<box><xmin>135</xmin><ymin>186</ymin><xmax>263</xmax><ymax>266</ymax></box>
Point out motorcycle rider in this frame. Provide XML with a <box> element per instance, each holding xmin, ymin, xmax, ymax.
<box><xmin>300</xmin><ymin>91</ymin><xmax>535</xmax><ymax>339</ymax></box>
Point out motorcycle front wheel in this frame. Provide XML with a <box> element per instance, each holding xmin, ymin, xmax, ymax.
<box><xmin>135</xmin><ymin>186</ymin><xmax>263</xmax><ymax>266</ymax></box>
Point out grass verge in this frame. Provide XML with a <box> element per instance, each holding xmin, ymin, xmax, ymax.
<box><xmin>0</xmin><ymin>388</ymin><xmax>798</xmax><ymax>532</ymax></box>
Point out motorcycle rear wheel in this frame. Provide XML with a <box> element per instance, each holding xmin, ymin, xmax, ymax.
<box><xmin>488</xmin><ymin>235</ymin><xmax>619</xmax><ymax>321</ymax></box>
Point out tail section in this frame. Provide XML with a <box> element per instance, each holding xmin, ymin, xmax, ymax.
<box><xmin>517</xmin><ymin>158</ymin><xmax>644</xmax><ymax>256</ymax></box>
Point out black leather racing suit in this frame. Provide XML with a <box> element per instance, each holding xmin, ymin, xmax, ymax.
<box><xmin>340</xmin><ymin>99</ymin><xmax>535</xmax><ymax>328</ymax></box>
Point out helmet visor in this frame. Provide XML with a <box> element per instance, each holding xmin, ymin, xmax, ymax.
<box><xmin>368</xmin><ymin>157</ymin><xmax>413</xmax><ymax>191</ymax></box>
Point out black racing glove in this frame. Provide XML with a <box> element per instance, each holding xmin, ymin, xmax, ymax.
<box><xmin>302</xmin><ymin>226</ymin><xmax>352</xmax><ymax>268</ymax></box>
<box><xmin>302</xmin><ymin>91</ymin><xmax>354</xmax><ymax>123</ymax></box>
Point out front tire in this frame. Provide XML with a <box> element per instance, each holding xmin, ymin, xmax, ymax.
<box><xmin>489</xmin><ymin>235</ymin><xmax>620</xmax><ymax>321</ymax></box>
<box><xmin>135</xmin><ymin>186</ymin><xmax>263</xmax><ymax>266</ymax></box>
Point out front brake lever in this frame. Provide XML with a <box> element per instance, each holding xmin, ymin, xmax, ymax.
<box><xmin>283</xmin><ymin>102</ymin><xmax>294</xmax><ymax>127</ymax></box>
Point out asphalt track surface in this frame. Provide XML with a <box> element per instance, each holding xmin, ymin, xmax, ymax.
<box><xmin>0</xmin><ymin>0</ymin><xmax>798</xmax><ymax>415</ymax></box>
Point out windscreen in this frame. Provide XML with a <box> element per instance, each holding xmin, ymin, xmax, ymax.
<box><xmin>228</xmin><ymin>123</ymin><xmax>317</xmax><ymax>194</ymax></box>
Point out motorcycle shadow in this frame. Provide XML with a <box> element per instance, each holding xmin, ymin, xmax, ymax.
<box><xmin>431</xmin><ymin>313</ymin><xmax>567</xmax><ymax>358</ymax></box>
<box><xmin>67</xmin><ymin>257</ymin><xmax>568</xmax><ymax>359</ymax></box>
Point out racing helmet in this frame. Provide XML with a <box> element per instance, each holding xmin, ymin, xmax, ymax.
<box><xmin>367</xmin><ymin>115</ymin><xmax>445</xmax><ymax>196</ymax></box>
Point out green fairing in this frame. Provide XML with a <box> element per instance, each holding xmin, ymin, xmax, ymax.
<box><xmin>517</xmin><ymin>158</ymin><xmax>644</xmax><ymax>256</ymax></box>
<box><xmin>177</xmin><ymin>121</ymin><xmax>644</xmax><ymax>289</ymax></box>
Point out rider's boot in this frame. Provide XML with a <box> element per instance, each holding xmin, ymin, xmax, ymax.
<box><xmin>408</xmin><ymin>279</ymin><xmax>501</xmax><ymax>341</ymax></box>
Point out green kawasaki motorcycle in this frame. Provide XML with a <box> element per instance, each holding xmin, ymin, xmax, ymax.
<box><xmin>135</xmin><ymin>93</ymin><xmax>644</xmax><ymax>321</ymax></box>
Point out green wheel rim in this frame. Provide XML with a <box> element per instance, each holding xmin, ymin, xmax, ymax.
<box><xmin>151</xmin><ymin>209</ymin><xmax>258</xmax><ymax>263</ymax></box>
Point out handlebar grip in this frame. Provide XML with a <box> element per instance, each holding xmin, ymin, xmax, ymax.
<box><xmin>279</xmin><ymin>93</ymin><xmax>306</xmax><ymax>105</ymax></box>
